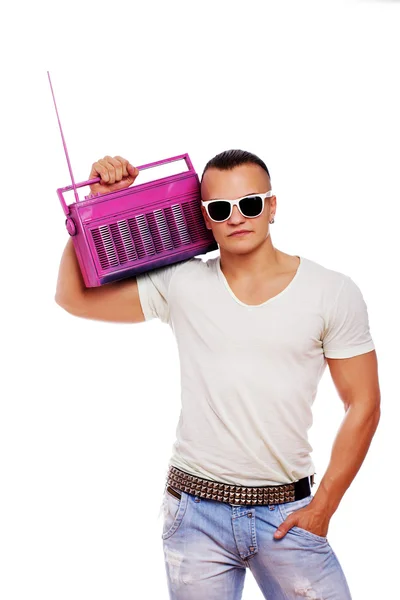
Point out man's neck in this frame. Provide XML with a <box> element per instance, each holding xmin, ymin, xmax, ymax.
<box><xmin>219</xmin><ymin>239</ymin><xmax>292</xmax><ymax>281</ymax></box>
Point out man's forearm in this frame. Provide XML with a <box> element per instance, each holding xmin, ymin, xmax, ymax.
<box><xmin>311</xmin><ymin>402</ymin><xmax>380</xmax><ymax>517</ymax></box>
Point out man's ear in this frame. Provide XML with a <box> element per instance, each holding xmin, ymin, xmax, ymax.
<box><xmin>201</xmin><ymin>205</ymin><xmax>212</xmax><ymax>230</ymax></box>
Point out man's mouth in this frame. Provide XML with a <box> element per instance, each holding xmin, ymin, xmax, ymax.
<box><xmin>229</xmin><ymin>230</ymin><xmax>252</xmax><ymax>237</ymax></box>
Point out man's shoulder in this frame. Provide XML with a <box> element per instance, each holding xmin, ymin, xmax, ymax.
<box><xmin>173</xmin><ymin>254</ymin><xmax>218</xmax><ymax>275</ymax></box>
<box><xmin>301</xmin><ymin>255</ymin><xmax>350</xmax><ymax>291</ymax></box>
<box><xmin>160</xmin><ymin>254</ymin><xmax>216</xmax><ymax>288</ymax></box>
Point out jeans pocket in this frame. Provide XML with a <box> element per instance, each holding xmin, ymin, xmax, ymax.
<box><xmin>162</xmin><ymin>487</ymin><xmax>188</xmax><ymax>540</ymax></box>
<box><xmin>278</xmin><ymin>494</ymin><xmax>327</xmax><ymax>543</ymax></box>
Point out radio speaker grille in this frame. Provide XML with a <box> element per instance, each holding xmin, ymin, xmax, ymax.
<box><xmin>90</xmin><ymin>199</ymin><xmax>209</xmax><ymax>272</ymax></box>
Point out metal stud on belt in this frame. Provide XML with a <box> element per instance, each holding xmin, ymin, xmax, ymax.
<box><xmin>166</xmin><ymin>466</ymin><xmax>297</xmax><ymax>506</ymax></box>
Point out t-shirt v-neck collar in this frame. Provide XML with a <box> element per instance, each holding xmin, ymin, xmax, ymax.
<box><xmin>216</xmin><ymin>255</ymin><xmax>304</xmax><ymax>308</ymax></box>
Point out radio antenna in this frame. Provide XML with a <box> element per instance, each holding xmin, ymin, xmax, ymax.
<box><xmin>47</xmin><ymin>71</ymin><xmax>80</xmax><ymax>204</ymax></box>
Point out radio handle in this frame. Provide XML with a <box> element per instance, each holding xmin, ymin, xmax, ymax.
<box><xmin>57</xmin><ymin>153</ymin><xmax>196</xmax><ymax>216</ymax></box>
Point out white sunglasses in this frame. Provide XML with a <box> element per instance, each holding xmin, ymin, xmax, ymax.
<box><xmin>201</xmin><ymin>191</ymin><xmax>273</xmax><ymax>223</ymax></box>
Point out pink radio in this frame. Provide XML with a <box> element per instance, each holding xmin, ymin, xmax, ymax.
<box><xmin>48</xmin><ymin>71</ymin><xmax>218</xmax><ymax>287</ymax></box>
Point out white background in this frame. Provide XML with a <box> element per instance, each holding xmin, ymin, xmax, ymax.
<box><xmin>1</xmin><ymin>0</ymin><xmax>399</xmax><ymax>598</ymax></box>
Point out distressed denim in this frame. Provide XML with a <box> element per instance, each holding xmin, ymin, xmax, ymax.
<box><xmin>161</xmin><ymin>487</ymin><xmax>352</xmax><ymax>599</ymax></box>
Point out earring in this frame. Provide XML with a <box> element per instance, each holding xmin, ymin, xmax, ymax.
<box><xmin>269</xmin><ymin>217</ymin><xmax>275</xmax><ymax>224</ymax></box>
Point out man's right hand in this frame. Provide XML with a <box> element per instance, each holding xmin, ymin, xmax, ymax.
<box><xmin>89</xmin><ymin>155</ymin><xmax>139</xmax><ymax>195</ymax></box>
<box><xmin>55</xmin><ymin>154</ymin><xmax>145</xmax><ymax>323</ymax></box>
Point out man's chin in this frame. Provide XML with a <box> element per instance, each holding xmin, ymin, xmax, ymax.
<box><xmin>221</xmin><ymin>241</ymin><xmax>258</xmax><ymax>255</ymax></box>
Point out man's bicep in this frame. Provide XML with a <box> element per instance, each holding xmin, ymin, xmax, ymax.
<box><xmin>62</xmin><ymin>276</ymin><xmax>146</xmax><ymax>323</ymax></box>
<box><xmin>327</xmin><ymin>350</ymin><xmax>380</xmax><ymax>412</ymax></box>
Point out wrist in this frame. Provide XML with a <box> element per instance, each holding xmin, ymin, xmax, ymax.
<box><xmin>311</xmin><ymin>480</ymin><xmax>342</xmax><ymax>517</ymax></box>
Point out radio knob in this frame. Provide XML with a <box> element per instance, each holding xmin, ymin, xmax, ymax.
<box><xmin>65</xmin><ymin>217</ymin><xmax>76</xmax><ymax>236</ymax></box>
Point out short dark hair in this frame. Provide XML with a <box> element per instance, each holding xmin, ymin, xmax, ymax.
<box><xmin>200</xmin><ymin>149</ymin><xmax>271</xmax><ymax>184</ymax></box>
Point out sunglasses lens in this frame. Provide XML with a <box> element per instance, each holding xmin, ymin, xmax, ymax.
<box><xmin>239</xmin><ymin>196</ymin><xmax>263</xmax><ymax>217</ymax></box>
<box><xmin>208</xmin><ymin>201</ymin><xmax>231</xmax><ymax>222</ymax></box>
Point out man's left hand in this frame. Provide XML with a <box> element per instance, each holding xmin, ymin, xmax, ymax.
<box><xmin>274</xmin><ymin>502</ymin><xmax>331</xmax><ymax>539</ymax></box>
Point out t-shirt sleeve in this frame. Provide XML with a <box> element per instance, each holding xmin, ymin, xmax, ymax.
<box><xmin>322</xmin><ymin>276</ymin><xmax>375</xmax><ymax>359</ymax></box>
<box><xmin>135</xmin><ymin>260</ymin><xmax>190</xmax><ymax>324</ymax></box>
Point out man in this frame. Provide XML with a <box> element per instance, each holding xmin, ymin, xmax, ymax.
<box><xmin>55</xmin><ymin>149</ymin><xmax>380</xmax><ymax>600</ymax></box>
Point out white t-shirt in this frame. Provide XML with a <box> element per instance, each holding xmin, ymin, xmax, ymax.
<box><xmin>136</xmin><ymin>255</ymin><xmax>375</xmax><ymax>486</ymax></box>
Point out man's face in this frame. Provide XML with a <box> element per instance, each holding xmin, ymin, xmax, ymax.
<box><xmin>200</xmin><ymin>163</ymin><xmax>276</xmax><ymax>254</ymax></box>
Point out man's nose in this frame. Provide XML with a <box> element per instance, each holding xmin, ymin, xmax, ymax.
<box><xmin>228</xmin><ymin>205</ymin><xmax>245</xmax><ymax>223</ymax></box>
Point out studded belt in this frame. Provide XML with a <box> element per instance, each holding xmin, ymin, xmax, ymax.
<box><xmin>166</xmin><ymin>465</ymin><xmax>315</xmax><ymax>506</ymax></box>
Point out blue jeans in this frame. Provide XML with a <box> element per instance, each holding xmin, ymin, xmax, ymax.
<box><xmin>161</xmin><ymin>487</ymin><xmax>352</xmax><ymax>599</ymax></box>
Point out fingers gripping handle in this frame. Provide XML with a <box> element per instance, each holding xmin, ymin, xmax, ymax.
<box><xmin>56</xmin><ymin>153</ymin><xmax>196</xmax><ymax>216</ymax></box>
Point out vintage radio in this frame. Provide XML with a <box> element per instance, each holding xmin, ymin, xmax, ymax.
<box><xmin>48</xmin><ymin>71</ymin><xmax>218</xmax><ymax>287</ymax></box>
